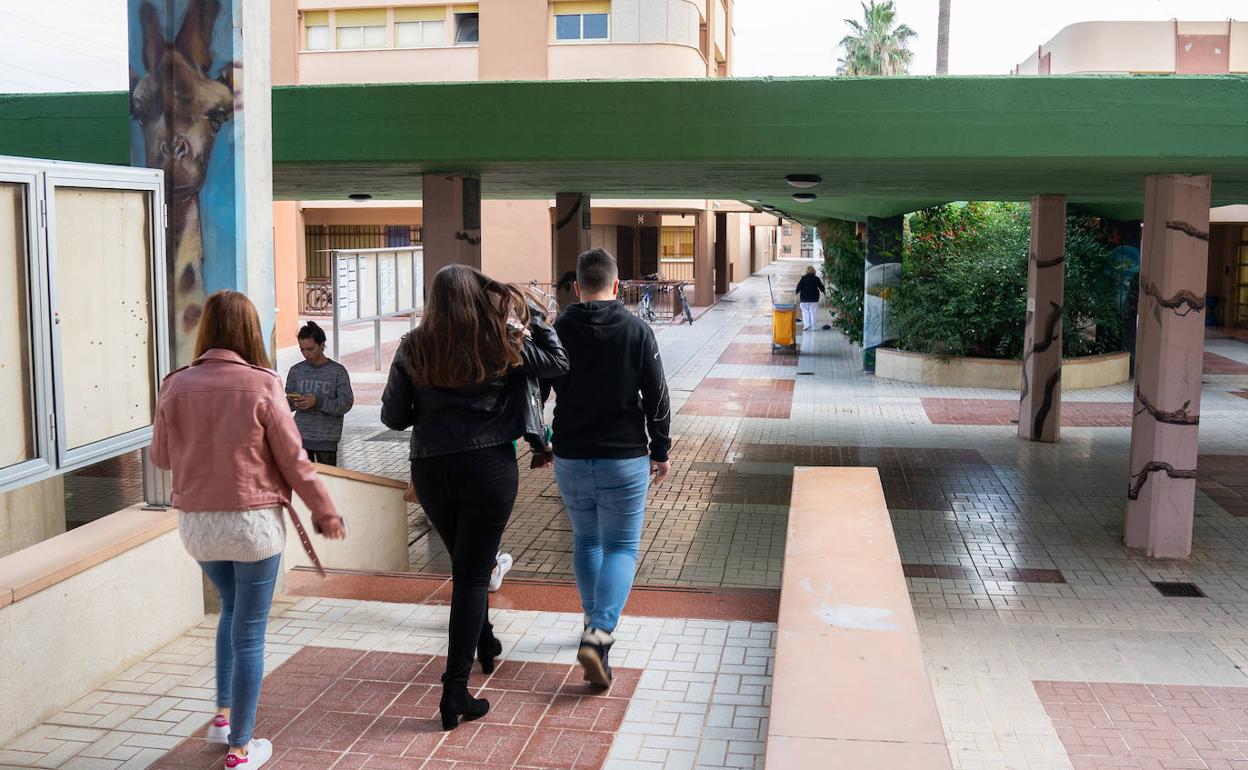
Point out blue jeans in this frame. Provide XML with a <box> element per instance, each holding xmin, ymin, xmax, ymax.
<box><xmin>554</xmin><ymin>456</ymin><xmax>650</xmax><ymax>633</ymax></box>
<box><xmin>200</xmin><ymin>554</ymin><xmax>281</xmax><ymax>747</ymax></box>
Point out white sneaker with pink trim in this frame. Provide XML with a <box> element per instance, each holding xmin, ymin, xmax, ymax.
<box><xmin>224</xmin><ymin>739</ymin><xmax>272</xmax><ymax>768</ymax></box>
<box><xmin>206</xmin><ymin>714</ymin><xmax>230</xmax><ymax>744</ymax></box>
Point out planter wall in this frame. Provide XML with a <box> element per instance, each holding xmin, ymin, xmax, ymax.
<box><xmin>875</xmin><ymin>348</ymin><xmax>1130</xmax><ymax>390</ymax></box>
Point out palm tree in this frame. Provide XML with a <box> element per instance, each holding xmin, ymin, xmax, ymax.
<box><xmin>836</xmin><ymin>1</ymin><xmax>917</xmax><ymax>77</ymax></box>
<box><xmin>936</xmin><ymin>0</ymin><xmax>951</xmax><ymax>74</ymax></box>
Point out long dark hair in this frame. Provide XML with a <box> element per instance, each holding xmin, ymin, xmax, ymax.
<box><xmin>403</xmin><ymin>265</ymin><xmax>530</xmax><ymax>388</ymax></box>
<box><xmin>195</xmin><ymin>290</ymin><xmax>271</xmax><ymax>369</ymax></box>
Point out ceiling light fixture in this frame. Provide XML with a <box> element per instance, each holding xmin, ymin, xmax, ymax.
<box><xmin>792</xmin><ymin>193</ymin><xmax>817</xmax><ymax>203</ymax></box>
<box><xmin>785</xmin><ymin>174</ymin><xmax>822</xmax><ymax>189</ymax></box>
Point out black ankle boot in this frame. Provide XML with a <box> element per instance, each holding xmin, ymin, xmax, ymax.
<box><xmin>477</xmin><ymin>633</ymin><xmax>503</xmax><ymax>675</ymax></box>
<box><xmin>439</xmin><ymin>685</ymin><xmax>489</xmax><ymax>730</ymax></box>
<box><xmin>577</xmin><ymin>628</ymin><xmax>615</xmax><ymax>689</ymax></box>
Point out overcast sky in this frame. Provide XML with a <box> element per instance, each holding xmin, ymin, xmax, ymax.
<box><xmin>0</xmin><ymin>0</ymin><xmax>1244</xmax><ymax>92</ymax></box>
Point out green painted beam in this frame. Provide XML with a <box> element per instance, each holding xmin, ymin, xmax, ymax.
<box><xmin>3</xmin><ymin>76</ymin><xmax>1248</xmax><ymax>222</ymax></box>
<box><xmin>0</xmin><ymin>91</ymin><xmax>129</xmax><ymax>166</ymax></box>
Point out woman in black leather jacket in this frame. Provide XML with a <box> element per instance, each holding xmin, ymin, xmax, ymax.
<box><xmin>380</xmin><ymin>264</ymin><xmax>568</xmax><ymax>730</ymax></box>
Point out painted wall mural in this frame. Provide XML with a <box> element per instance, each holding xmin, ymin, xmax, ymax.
<box><xmin>128</xmin><ymin>0</ymin><xmax>241</xmax><ymax>365</ymax></box>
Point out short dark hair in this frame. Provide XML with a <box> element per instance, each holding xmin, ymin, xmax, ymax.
<box><xmin>576</xmin><ymin>248</ymin><xmax>618</xmax><ymax>293</ymax></box>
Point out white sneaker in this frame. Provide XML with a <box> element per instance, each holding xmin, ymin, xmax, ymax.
<box><xmin>224</xmin><ymin>739</ymin><xmax>272</xmax><ymax>769</ymax></box>
<box><xmin>488</xmin><ymin>552</ymin><xmax>513</xmax><ymax>592</ymax></box>
<box><xmin>206</xmin><ymin>714</ymin><xmax>230</xmax><ymax>744</ymax></box>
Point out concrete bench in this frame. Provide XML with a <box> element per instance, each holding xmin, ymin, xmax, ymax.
<box><xmin>765</xmin><ymin>467</ymin><xmax>952</xmax><ymax>768</ymax></box>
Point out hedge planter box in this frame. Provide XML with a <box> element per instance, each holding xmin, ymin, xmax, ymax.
<box><xmin>875</xmin><ymin>348</ymin><xmax>1129</xmax><ymax>390</ymax></box>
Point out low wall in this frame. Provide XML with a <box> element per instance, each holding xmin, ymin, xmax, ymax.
<box><xmin>285</xmin><ymin>465</ymin><xmax>409</xmax><ymax>574</ymax></box>
<box><xmin>0</xmin><ymin>506</ymin><xmax>203</xmax><ymax>746</ymax></box>
<box><xmin>875</xmin><ymin>348</ymin><xmax>1129</xmax><ymax>390</ymax></box>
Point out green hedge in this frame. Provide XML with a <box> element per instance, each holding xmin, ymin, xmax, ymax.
<box><xmin>813</xmin><ymin>204</ymin><xmax>1126</xmax><ymax>359</ymax></box>
<box><xmin>887</xmin><ymin>202</ymin><xmax>1125</xmax><ymax>359</ymax></box>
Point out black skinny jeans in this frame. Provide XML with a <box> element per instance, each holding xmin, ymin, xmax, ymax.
<box><xmin>410</xmin><ymin>442</ymin><xmax>518</xmax><ymax>688</ymax></box>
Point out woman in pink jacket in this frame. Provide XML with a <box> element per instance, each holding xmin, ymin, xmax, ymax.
<box><xmin>152</xmin><ymin>291</ymin><xmax>347</xmax><ymax>770</ymax></box>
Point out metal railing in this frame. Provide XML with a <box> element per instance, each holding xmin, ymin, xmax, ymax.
<box><xmin>299</xmin><ymin>278</ymin><xmax>334</xmax><ymax>316</ymax></box>
<box><xmin>620</xmin><ymin>280</ymin><xmax>691</xmax><ymax>324</ymax></box>
<box><xmin>304</xmin><ymin>225</ymin><xmax>421</xmax><ymax>280</ymax></box>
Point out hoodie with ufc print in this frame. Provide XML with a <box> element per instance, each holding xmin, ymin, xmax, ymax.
<box><xmin>544</xmin><ymin>300</ymin><xmax>671</xmax><ymax>462</ymax></box>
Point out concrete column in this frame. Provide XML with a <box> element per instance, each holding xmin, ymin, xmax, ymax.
<box><xmin>554</xmin><ymin>193</ymin><xmax>590</xmax><ymax>307</ymax></box>
<box><xmin>482</xmin><ymin>200</ymin><xmax>552</xmax><ymax>284</ymax></box>
<box><xmin>129</xmin><ymin>0</ymin><xmax>274</xmax><ymax>366</ymax></box>
<box><xmin>862</xmin><ymin>215</ymin><xmax>903</xmax><ymax>371</ymax></box>
<box><xmin>714</xmin><ymin>211</ymin><xmax>730</xmax><ymax>294</ymax></box>
<box><xmin>694</xmin><ymin>210</ymin><xmax>715</xmax><ymax>306</ymax></box>
<box><xmin>1124</xmin><ymin>174</ymin><xmax>1212</xmax><ymax>559</ymax></box>
<box><xmin>1018</xmin><ymin>195</ymin><xmax>1068</xmax><ymax>442</ymax></box>
<box><xmin>421</xmin><ymin>174</ymin><xmax>482</xmax><ymax>292</ymax></box>
<box><xmin>272</xmin><ymin>201</ymin><xmax>304</xmax><ymax>344</ymax></box>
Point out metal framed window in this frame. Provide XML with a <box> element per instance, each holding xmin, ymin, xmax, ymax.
<box><xmin>455</xmin><ymin>12</ymin><xmax>480</xmax><ymax>44</ymax></box>
<box><xmin>555</xmin><ymin>13</ymin><xmax>609</xmax><ymax>41</ymax></box>
<box><xmin>0</xmin><ymin>166</ymin><xmax>53</xmax><ymax>490</ymax></box>
<box><xmin>0</xmin><ymin>157</ymin><xmax>169</xmax><ymax>493</ymax></box>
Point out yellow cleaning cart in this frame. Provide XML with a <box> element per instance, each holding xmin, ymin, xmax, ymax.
<box><xmin>767</xmin><ymin>276</ymin><xmax>798</xmax><ymax>353</ymax></box>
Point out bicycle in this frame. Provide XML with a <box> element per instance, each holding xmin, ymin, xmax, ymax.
<box><xmin>527</xmin><ymin>280</ymin><xmax>559</xmax><ymax>318</ymax></box>
<box><xmin>675</xmin><ymin>282</ymin><xmax>694</xmax><ymax>325</ymax></box>
<box><xmin>638</xmin><ymin>284</ymin><xmax>658</xmax><ymax>323</ymax></box>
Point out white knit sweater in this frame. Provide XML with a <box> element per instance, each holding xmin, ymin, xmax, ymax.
<box><xmin>178</xmin><ymin>507</ymin><xmax>286</xmax><ymax>563</ymax></box>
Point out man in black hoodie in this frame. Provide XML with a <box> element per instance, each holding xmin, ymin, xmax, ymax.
<box><xmin>539</xmin><ymin>248</ymin><xmax>671</xmax><ymax>688</ymax></box>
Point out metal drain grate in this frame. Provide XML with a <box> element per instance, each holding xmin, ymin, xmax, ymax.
<box><xmin>1152</xmin><ymin>581</ymin><xmax>1206</xmax><ymax>598</ymax></box>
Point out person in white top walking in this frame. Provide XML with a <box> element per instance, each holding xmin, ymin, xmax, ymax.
<box><xmin>794</xmin><ymin>266</ymin><xmax>826</xmax><ymax>331</ymax></box>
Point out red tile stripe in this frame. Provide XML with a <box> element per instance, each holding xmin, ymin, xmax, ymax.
<box><xmin>154</xmin><ymin>647</ymin><xmax>639</xmax><ymax>770</ymax></box>
<box><xmin>286</xmin><ymin>569</ymin><xmax>780</xmax><ymax>623</ymax></box>
<box><xmin>680</xmin><ymin>377</ymin><xmax>795</xmax><ymax>419</ymax></box>
<box><xmin>1036</xmin><ymin>680</ymin><xmax>1248</xmax><ymax>768</ymax></box>
<box><xmin>903</xmin><ymin>563</ymin><xmax>1066</xmax><ymax>584</ymax></box>
<box><xmin>922</xmin><ymin>398</ymin><xmax>1132</xmax><ymax>427</ymax></box>
<box><xmin>1204</xmin><ymin>351</ymin><xmax>1248</xmax><ymax>374</ymax></box>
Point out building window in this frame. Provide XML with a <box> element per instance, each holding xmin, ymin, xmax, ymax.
<box><xmin>783</xmin><ymin>224</ymin><xmax>793</xmax><ymax>236</ymax></box>
<box><xmin>553</xmin><ymin>2</ymin><xmax>609</xmax><ymax>41</ymax></box>
<box><xmin>336</xmin><ymin>8</ymin><xmax>387</xmax><ymax>49</ymax></box>
<box><xmin>396</xmin><ymin>20</ymin><xmax>445</xmax><ymax>46</ymax></box>
<box><xmin>395</xmin><ymin>6</ymin><xmax>447</xmax><ymax>46</ymax></box>
<box><xmin>783</xmin><ymin>245</ymin><xmax>792</xmax><ymax>255</ymax></box>
<box><xmin>303</xmin><ymin>10</ymin><xmax>330</xmax><ymax>50</ymax></box>
<box><xmin>455</xmin><ymin>12</ymin><xmax>479</xmax><ymax>44</ymax></box>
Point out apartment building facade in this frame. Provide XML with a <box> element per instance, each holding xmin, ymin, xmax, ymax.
<box><xmin>269</xmin><ymin>0</ymin><xmax>787</xmax><ymax>332</ymax></box>
<box><xmin>1014</xmin><ymin>19</ymin><xmax>1248</xmax><ymax>328</ymax></box>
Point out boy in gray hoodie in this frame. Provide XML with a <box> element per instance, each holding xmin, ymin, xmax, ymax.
<box><xmin>286</xmin><ymin>321</ymin><xmax>354</xmax><ymax>465</ymax></box>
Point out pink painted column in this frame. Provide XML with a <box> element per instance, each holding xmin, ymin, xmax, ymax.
<box><xmin>1124</xmin><ymin>174</ymin><xmax>1211</xmax><ymax>559</ymax></box>
<box><xmin>422</xmin><ymin>174</ymin><xmax>482</xmax><ymax>293</ymax></box>
<box><xmin>1018</xmin><ymin>195</ymin><xmax>1067</xmax><ymax>442</ymax></box>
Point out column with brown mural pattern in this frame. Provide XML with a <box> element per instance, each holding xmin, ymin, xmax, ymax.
<box><xmin>1124</xmin><ymin>174</ymin><xmax>1211</xmax><ymax>559</ymax></box>
<box><xmin>1018</xmin><ymin>195</ymin><xmax>1067</xmax><ymax>442</ymax></box>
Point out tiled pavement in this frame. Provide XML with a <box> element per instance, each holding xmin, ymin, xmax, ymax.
<box><xmin>1</xmin><ymin>601</ymin><xmax>774</xmax><ymax>770</ymax></box>
<box><xmin>8</xmin><ymin>259</ymin><xmax>1248</xmax><ymax>769</ymax></box>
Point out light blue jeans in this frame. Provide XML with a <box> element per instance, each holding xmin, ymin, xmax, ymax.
<box><xmin>554</xmin><ymin>456</ymin><xmax>651</xmax><ymax>633</ymax></box>
<box><xmin>199</xmin><ymin>554</ymin><xmax>281</xmax><ymax>747</ymax></box>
